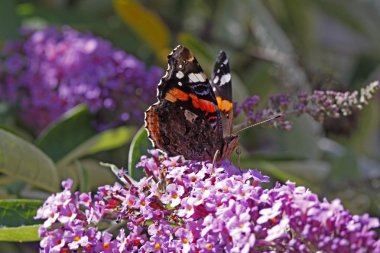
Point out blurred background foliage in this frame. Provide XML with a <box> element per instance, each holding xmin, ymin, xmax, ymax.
<box><xmin>1</xmin><ymin>0</ymin><xmax>380</xmax><ymax>250</ymax></box>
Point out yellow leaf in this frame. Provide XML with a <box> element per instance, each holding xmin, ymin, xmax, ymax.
<box><xmin>113</xmin><ymin>0</ymin><xmax>170</xmax><ymax>62</ymax></box>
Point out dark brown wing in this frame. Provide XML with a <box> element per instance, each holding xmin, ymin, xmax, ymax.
<box><xmin>145</xmin><ymin>45</ymin><xmax>224</xmax><ymax>161</ymax></box>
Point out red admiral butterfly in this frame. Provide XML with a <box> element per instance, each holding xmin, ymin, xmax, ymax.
<box><xmin>145</xmin><ymin>45</ymin><xmax>239</xmax><ymax>162</ymax></box>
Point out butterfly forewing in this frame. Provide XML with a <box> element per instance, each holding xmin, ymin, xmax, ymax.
<box><xmin>157</xmin><ymin>45</ymin><xmax>222</xmax><ymax>130</ymax></box>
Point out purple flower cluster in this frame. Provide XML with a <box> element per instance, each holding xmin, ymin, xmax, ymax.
<box><xmin>234</xmin><ymin>81</ymin><xmax>379</xmax><ymax>131</ymax></box>
<box><xmin>36</xmin><ymin>150</ymin><xmax>380</xmax><ymax>252</ymax></box>
<box><xmin>0</xmin><ymin>26</ymin><xmax>162</xmax><ymax>134</ymax></box>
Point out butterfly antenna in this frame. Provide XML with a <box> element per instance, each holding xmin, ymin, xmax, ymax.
<box><xmin>233</xmin><ymin>114</ymin><xmax>282</xmax><ymax>134</ymax></box>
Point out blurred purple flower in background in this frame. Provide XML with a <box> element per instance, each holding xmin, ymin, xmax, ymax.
<box><xmin>0</xmin><ymin>26</ymin><xmax>162</xmax><ymax>134</ymax></box>
<box><xmin>234</xmin><ymin>81</ymin><xmax>379</xmax><ymax>132</ymax></box>
<box><xmin>36</xmin><ymin>151</ymin><xmax>380</xmax><ymax>252</ymax></box>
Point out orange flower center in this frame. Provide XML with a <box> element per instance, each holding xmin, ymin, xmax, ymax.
<box><xmin>154</xmin><ymin>243</ymin><xmax>161</xmax><ymax>250</ymax></box>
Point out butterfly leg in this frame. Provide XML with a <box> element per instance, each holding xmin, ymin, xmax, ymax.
<box><xmin>213</xmin><ymin>149</ymin><xmax>220</xmax><ymax>164</ymax></box>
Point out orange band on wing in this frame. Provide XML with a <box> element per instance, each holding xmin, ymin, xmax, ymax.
<box><xmin>189</xmin><ymin>94</ymin><xmax>216</xmax><ymax>114</ymax></box>
<box><xmin>216</xmin><ymin>96</ymin><xmax>233</xmax><ymax>112</ymax></box>
<box><xmin>165</xmin><ymin>87</ymin><xmax>216</xmax><ymax>115</ymax></box>
<box><xmin>165</xmin><ymin>88</ymin><xmax>189</xmax><ymax>102</ymax></box>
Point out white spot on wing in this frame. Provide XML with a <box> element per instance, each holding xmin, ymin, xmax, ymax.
<box><xmin>197</xmin><ymin>73</ymin><xmax>207</xmax><ymax>82</ymax></box>
<box><xmin>213</xmin><ymin>76</ymin><xmax>219</xmax><ymax>84</ymax></box>
<box><xmin>223</xmin><ymin>59</ymin><xmax>228</xmax><ymax>65</ymax></box>
<box><xmin>220</xmin><ymin>73</ymin><xmax>231</xmax><ymax>86</ymax></box>
<box><xmin>188</xmin><ymin>72</ymin><xmax>207</xmax><ymax>83</ymax></box>
<box><xmin>176</xmin><ymin>71</ymin><xmax>184</xmax><ymax>79</ymax></box>
<box><xmin>178</xmin><ymin>81</ymin><xmax>183</xmax><ymax>86</ymax></box>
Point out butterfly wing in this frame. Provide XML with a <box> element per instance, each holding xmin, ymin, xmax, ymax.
<box><xmin>145</xmin><ymin>45</ymin><xmax>224</xmax><ymax>161</ymax></box>
<box><xmin>157</xmin><ymin>45</ymin><xmax>221</xmax><ymax>129</ymax></box>
<box><xmin>211</xmin><ymin>51</ymin><xmax>234</xmax><ymax>137</ymax></box>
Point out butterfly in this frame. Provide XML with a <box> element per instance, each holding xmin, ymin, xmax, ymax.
<box><xmin>145</xmin><ymin>45</ymin><xmax>239</xmax><ymax>162</ymax></box>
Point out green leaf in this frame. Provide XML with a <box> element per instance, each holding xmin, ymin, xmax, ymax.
<box><xmin>76</xmin><ymin>160</ymin><xmax>90</xmax><ymax>193</ymax></box>
<box><xmin>113</xmin><ymin>0</ymin><xmax>170</xmax><ymax>62</ymax></box>
<box><xmin>36</xmin><ymin>105</ymin><xmax>96</xmax><ymax>162</ymax></box>
<box><xmin>0</xmin><ymin>129</ymin><xmax>59</xmax><ymax>192</ymax></box>
<box><xmin>0</xmin><ymin>225</ymin><xmax>40</xmax><ymax>242</ymax></box>
<box><xmin>65</xmin><ymin>159</ymin><xmax>117</xmax><ymax>190</ymax></box>
<box><xmin>0</xmin><ymin>199</ymin><xmax>43</xmax><ymax>227</ymax></box>
<box><xmin>128</xmin><ymin>126</ymin><xmax>152</xmax><ymax>180</ymax></box>
<box><xmin>86</xmin><ymin>126</ymin><xmax>135</xmax><ymax>155</ymax></box>
<box><xmin>56</xmin><ymin>126</ymin><xmax>135</xmax><ymax>168</ymax></box>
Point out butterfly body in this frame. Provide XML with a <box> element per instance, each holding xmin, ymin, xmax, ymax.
<box><xmin>145</xmin><ymin>45</ymin><xmax>238</xmax><ymax>162</ymax></box>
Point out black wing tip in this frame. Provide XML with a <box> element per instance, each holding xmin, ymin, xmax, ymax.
<box><xmin>218</xmin><ymin>50</ymin><xmax>227</xmax><ymax>58</ymax></box>
<box><xmin>213</xmin><ymin>50</ymin><xmax>230</xmax><ymax>76</ymax></box>
<box><xmin>217</xmin><ymin>51</ymin><xmax>228</xmax><ymax>63</ymax></box>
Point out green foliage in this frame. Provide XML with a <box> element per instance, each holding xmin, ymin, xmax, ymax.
<box><xmin>0</xmin><ymin>129</ymin><xmax>59</xmax><ymax>192</ymax></box>
<box><xmin>0</xmin><ymin>0</ymin><xmax>20</xmax><ymax>40</ymax></box>
<box><xmin>0</xmin><ymin>199</ymin><xmax>43</xmax><ymax>227</ymax></box>
<box><xmin>0</xmin><ymin>225</ymin><xmax>40</xmax><ymax>242</ymax></box>
<box><xmin>128</xmin><ymin>126</ymin><xmax>152</xmax><ymax>181</ymax></box>
<box><xmin>56</xmin><ymin>125</ymin><xmax>135</xmax><ymax>168</ymax></box>
<box><xmin>0</xmin><ymin>199</ymin><xmax>42</xmax><ymax>242</ymax></box>
<box><xmin>36</xmin><ymin>105</ymin><xmax>96</xmax><ymax>163</ymax></box>
<box><xmin>113</xmin><ymin>0</ymin><xmax>170</xmax><ymax>62</ymax></box>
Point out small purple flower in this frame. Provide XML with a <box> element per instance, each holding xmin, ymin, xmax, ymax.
<box><xmin>161</xmin><ymin>183</ymin><xmax>185</xmax><ymax>207</ymax></box>
<box><xmin>257</xmin><ymin>201</ymin><xmax>283</xmax><ymax>224</ymax></box>
<box><xmin>36</xmin><ymin>150</ymin><xmax>380</xmax><ymax>252</ymax></box>
<box><xmin>234</xmin><ymin>81</ymin><xmax>379</xmax><ymax>132</ymax></box>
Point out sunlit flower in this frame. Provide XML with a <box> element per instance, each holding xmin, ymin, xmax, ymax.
<box><xmin>36</xmin><ymin>151</ymin><xmax>380</xmax><ymax>252</ymax></box>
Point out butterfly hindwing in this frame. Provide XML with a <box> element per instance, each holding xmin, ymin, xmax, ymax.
<box><xmin>211</xmin><ymin>51</ymin><xmax>234</xmax><ymax>136</ymax></box>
